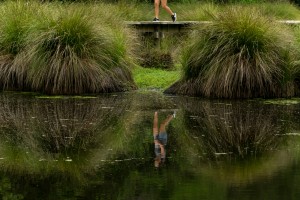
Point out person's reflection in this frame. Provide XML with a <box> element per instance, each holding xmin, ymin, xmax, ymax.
<box><xmin>153</xmin><ymin>111</ymin><xmax>174</xmax><ymax>168</ymax></box>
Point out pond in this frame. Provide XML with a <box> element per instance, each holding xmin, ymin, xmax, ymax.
<box><xmin>0</xmin><ymin>91</ymin><xmax>300</xmax><ymax>200</ymax></box>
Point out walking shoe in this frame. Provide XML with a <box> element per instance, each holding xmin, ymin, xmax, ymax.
<box><xmin>171</xmin><ymin>13</ymin><xmax>177</xmax><ymax>22</ymax></box>
<box><xmin>173</xmin><ymin>110</ymin><xmax>176</xmax><ymax>118</ymax></box>
<box><xmin>153</xmin><ymin>17</ymin><xmax>159</xmax><ymax>22</ymax></box>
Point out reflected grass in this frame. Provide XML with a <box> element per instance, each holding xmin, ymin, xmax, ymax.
<box><xmin>35</xmin><ymin>95</ymin><xmax>98</xmax><ymax>99</ymax></box>
<box><xmin>0</xmin><ymin>92</ymin><xmax>134</xmax><ymax>178</ymax></box>
<box><xmin>170</xmin><ymin>96</ymin><xmax>300</xmax><ymax>185</ymax></box>
<box><xmin>178</xmin><ymin>99</ymin><xmax>290</xmax><ymax>158</ymax></box>
<box><xmin>0</xmin><ymin>92</ymin><xmax>179</xmax><ymax>184</ymax></box>
<box><xmin>264</xmin><ymin>98</ymin><xmax>300</xmax><ymax>105</ymax></box>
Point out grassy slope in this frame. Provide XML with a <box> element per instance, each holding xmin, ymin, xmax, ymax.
<box><xmin>132</xmin><ymin>66</ymin><xmax>180</xmax><ymax>90</ymax></box>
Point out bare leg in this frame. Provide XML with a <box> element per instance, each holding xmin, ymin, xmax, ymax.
<box><xmin>161</xmin><ymin>0</ymin><xmax>174</xmax><ymax>16</ymax></box>
<box><xmin>159</xmin><ymin>115</ymin><xmax>173</xmax><ymax>133</ymax></box>
<box><xmin>153</xmin><ymin>112</ymin><xmax>159</xmax><ymax>137</ymax></box>
<box><xmin>154</xmin><ymin>0</ymin><xmax>160</xmax><ymax>19</ymax></box>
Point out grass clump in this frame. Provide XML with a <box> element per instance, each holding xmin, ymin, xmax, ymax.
<box><xmin>0</xmin><ymin>2</ymin><xmax>30</xmax><ymax>55</ymax></box>
<box><xmin>0</xmin><ymin>2</ymin><xmax>137</xmax><ymax>95</ymax></box>
<box><xmin>165</xmin><ymin>7</ymin><xmax>299</xmax><ymax>98</ymax></box>
<box><xmin>23</xmin><ymin>8</ymin><xmax>136</xmax><ymax>94</ymax></box>
<box><xmin>0</xmin><ymin>1</ymin><xmax>37</xmax><ymax>90</ymax></box>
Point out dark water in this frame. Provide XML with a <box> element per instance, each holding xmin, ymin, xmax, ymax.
<box><xmin>0</xmin><ymin>91</ymin><xmax>300</xmax><ymax>200</ymax></box>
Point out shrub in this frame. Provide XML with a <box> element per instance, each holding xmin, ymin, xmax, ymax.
<box><xmin>165</xmin><ymin>7</ymin><xmax>299</xmax><ymax>98</ymax></box>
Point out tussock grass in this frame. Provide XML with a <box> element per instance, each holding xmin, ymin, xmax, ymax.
<box><xmin>291</xmin><ymin>26</ymin><xmax>300</xmax><ymax>90</ymax></box>
<box><xmin>165</xmin><ymin>7</ymin><xmax>299</xmax><ymax>98</ymax></box>
<box><xmin>0</xmin><ymin>1</ymin><xmax>37</xmax><ymax>90</ymax></box>
<box><xmin>0</xmin><ymin>1</ymin><xmax>137</xmax><ymax>94</ymax></box>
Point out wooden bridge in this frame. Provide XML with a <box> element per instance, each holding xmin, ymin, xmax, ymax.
<box><xmin>126</xmin><ymin>21</ymin><xmax>208</xmax><ymax>36</ymax></box>
<box><xmin>126</xmin><ymin>21</ymin><xmax>208</xmax><ymax>46</ymax></box>
<box><xmin>126</xmin><ymin>20</ymin><xmax>300</xmax><ymax>44</ymax></box>
<box><xmin>127</xmin><ymin>20</ymin><xmax>300</xmax><ymax>32</ymax></box>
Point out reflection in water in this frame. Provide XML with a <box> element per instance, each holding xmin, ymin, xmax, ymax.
<box><xmin>179</xmin><ymin>98</ymin><xmax>287</xmax><ymax>158</ymax></box>
<box><xmin>172</xmin><ymin>98</ymin><xmax>300</xmax><ymax>187</ymax></box>
<box><xmin>153</xmin><ymin>111</ymin><xmax>174</xmax><ymax>168</ymax></box>
<box><xmin>0</xmin><ymin>92</ymin><xmax>136</xmax><ymax>195</ymax></box>
<box><xmin>0</xmin><ymin>93</ymin><xmax>130</xmax><ymax>159</ymax></box>
<box><xmin>0</xmin><ymin>92</ymin><xmax>300</xmax><ymax>199</ymax></box>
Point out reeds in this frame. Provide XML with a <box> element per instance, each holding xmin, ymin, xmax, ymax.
<box><xmin>0</xmin><ymin>1</ymin><xmax>137</xmax><ymax>94</ymax></box>
<box><xmin>165</xmin><ymin>7</ymin><xmax>300</xmax><ymax>98</ymax></box>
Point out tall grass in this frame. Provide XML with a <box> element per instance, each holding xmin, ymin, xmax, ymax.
<box><xmin>119</xmin><ymin>1</ymin><xmax>300</xmax><ymax>21</ymax></box>
<box><xmin>0</xmin><ymin>1</ymin><xmax>37</xmax><ymax>90</ymax></box>
<box><xmin>173</xmin><ymin>2</ymin><xmax>219</xmax><ymax>21</ymax></box>
<box><xmin>291</xmin><ymin>26</ymin><xmax>300</xmax><ymax>91</ymax></box>
<box><xmin>165</xmin><ymin>7</ymin><xmax>299</xmax><ymax>98</ymax></box>
<box><xmin>258</xmin><ymin>2</ymin><xmax>300</xmax><ymax>20</ymax></box>
<box><xmin>0</xmin><ymin>1</ymin><xmax>137</xmax><ymax>94</ymax></box>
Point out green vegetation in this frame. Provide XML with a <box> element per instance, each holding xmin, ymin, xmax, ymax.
<box><xmin>165</xmin><ymin>7</ymin><xmax>300</xmax><ymax>98</ymax></box>
<box><xmin>0</xmin><ymin>1</ymin><xmax>35</xmax><ymax>90</ymax></box>
<box><xmin>0</xmin><ymin>1</ymin><xmax>137</xmax><ymax>94</ymax></box>
<box><xmin>133</xmin><ymin>65</ymin><xmax>180</xmax><ymax>90</ymax></box>
<box><xmin>1</xmin><ymin>0</ymin><xmax>300</xmax><ymax>97</ymax></box>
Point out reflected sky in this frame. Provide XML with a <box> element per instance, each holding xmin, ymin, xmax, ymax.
<box><xmin>0</xmin><ymin>91</ymin><xmax>300</xmax><ymax>200</ymax></box>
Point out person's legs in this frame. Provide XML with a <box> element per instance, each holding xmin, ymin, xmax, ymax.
<box><xmin>154</xmin><ymin>0</ymin><xmax>160</xmax><ymax>19</ymax></box>
<box><xmin>160</xmin><ymin>0</ymin><xmax>173</xmax><ymax>16</ymax></box>
<box><xmin>159</xmin><ymin>114</ymin><xmax>173</xmax><ymax>133</ymax></box>
<box><xmin>153</xmin><ymin>112</ymin><xmax>159</xmax><ymax>137</ymax></box>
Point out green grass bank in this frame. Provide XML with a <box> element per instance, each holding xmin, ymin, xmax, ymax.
<box><xmin>0</xmin><ymin>0</ymin><xmax>300</xmax><ymax>97</ymax></box>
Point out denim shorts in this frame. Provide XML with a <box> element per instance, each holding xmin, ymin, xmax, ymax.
<box><xmin>154</xmin><ymin>132</ymin><xmax>168</xmax><ymax>146</ymax></box>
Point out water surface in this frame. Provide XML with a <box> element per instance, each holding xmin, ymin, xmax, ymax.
<box><xmin>0</xmin><ymin>91</ymin><xmax>300</xmax><ymax>200</ymax></box>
